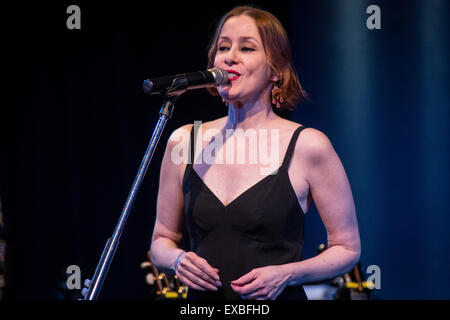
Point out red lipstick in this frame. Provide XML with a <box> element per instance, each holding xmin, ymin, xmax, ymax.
<box><xmin>226</xmin><ymin>69</ymin><xmax>241</xmax><ymax>81</ymax></box>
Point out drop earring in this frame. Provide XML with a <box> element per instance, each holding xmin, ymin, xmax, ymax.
<box><xmin>271</xmin><ymin>85</ymin><xmax>284</xmax><ymax>108</ymax></box>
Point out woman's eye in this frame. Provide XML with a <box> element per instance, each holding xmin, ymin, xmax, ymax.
<box><xmin>217</xmin><ymin>46</ymin><xmax>254</xmax><ymax>52</ymax></box>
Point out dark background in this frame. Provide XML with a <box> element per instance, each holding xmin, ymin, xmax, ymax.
<box><xmin>1</xmin><ymin>0</ymin><xmax>449</xmax><ymax>300</ymax></box>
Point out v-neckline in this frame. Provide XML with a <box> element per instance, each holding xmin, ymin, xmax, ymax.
<box><xmin>190</xmin><ymin>166</ymin><xmax>281</xmax><ymax>208</ymax></box>
<box><xmin>184</xmin><ymin>124</ymin><xmax>305</xmax><ymax>210</ymax></box>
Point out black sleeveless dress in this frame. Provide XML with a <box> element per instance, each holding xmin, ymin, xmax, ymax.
<box><xmin>182</xmin><ymin>124</ymin><xmax>308</xmax><ymax>300</ymax></box>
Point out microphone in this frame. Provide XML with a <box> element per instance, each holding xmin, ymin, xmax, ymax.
<box><xmin>143</xmin><ymin>67</ymin><xmax>229</xmax><ymax>96</ymax></box>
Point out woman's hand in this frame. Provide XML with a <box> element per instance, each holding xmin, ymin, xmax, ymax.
<box><xmin>230</xmin><ymin>265</ymin><xmax>290</xmax><ymax>300</ymax></box>
<box><xmin>175</xmin><ymin>251</ymin><xmax>222</xmax><ymax>291</ymax></box>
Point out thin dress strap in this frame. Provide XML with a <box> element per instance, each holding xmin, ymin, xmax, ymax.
<box><xmin>281</xmin><ymin>126</ymin><xmax>306</xmax><ymax>169</ymax></box>
<box><xmin>188</xmin><ymin>122</ymin><xmax>201</xmax><ymax>164</ymax></box>
<box><xmin>188</xmin><ymin>124</ymin><xmax>194</xmax><ymax>164</ymax></box>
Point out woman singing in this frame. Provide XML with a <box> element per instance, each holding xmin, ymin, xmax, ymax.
<box><xmin>150</xmin><ymin>5</ymin><xmax>361</xmax><ymax>300</ymax></box>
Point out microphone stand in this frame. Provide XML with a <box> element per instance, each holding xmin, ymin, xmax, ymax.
<box><xmin>83</xmin><ymin>78</ymin><xmax>187</xmax><ymax>300</ymax></box>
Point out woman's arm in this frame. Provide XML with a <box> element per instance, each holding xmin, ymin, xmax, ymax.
<box><xmin>150</xmin><ymin>125</ymin><xmax>188</xmax><ymax>271</ymax></box>
<box><xmin>150</xmin><ymin>124</ymin><xmax>221</xmax><ymax>291</ymax></box>
<box><xmin>284</xmin><ymin>128</ymin><xmax>361</xmax><ymax>285</ymax></box>
<box><xmin>231</xmin><ymin>128</ymin><xmax>361</xmax><ymax>299</ymax></box>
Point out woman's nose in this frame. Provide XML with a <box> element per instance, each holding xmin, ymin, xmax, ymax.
<box><xmin>224</xmin><ymin>48</ymin><xmax>238</xmax><ymax>66</ymax></box>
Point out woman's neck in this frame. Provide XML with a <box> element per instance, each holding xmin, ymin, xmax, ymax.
<box><xmin>225</xmin><ymin>101</ymin><xmax>278</xmax><ymax>130</ymax></box>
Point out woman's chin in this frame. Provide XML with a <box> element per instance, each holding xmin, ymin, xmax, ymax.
<box><xmin>220</xmin><ymin>93</ymin><xmax>240</xmax><ymax>104</ymax></box>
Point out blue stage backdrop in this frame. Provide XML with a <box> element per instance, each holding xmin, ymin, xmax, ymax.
<box><xmin>291</xmin><ymin>0</ymin><xmax>449</xmax><ymax>299</ymax></box>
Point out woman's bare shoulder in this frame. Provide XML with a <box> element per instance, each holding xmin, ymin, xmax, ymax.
<box><xmin>171</xmin><ymin>123</ymin><xmax>194</xmax><ymax>135</ymax></box>
<box><xmin>167</xmin><ymin>123</ymin><xmax>193</xmax><ymax>148</ymax></box>
<box><xmin>295</xmin><ymin>126</ymin><xmax>335</xmax><ymax>164</ymax></box>
<box><xmin>271</xmin><ymin>116</ymin><xmax>334</xmax><ymax>164</ymax></box>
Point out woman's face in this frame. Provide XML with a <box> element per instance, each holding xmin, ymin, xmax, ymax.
<box><xmin>214</xmin><ymin>15</ymin><xmax>277</xmax><ymax>105</ymax></box>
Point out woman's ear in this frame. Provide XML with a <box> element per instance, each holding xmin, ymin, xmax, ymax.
<box><xmin>270</xmin><ymin>73</ymin><xmax>280</xmax><ymax>82</ymax></box>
